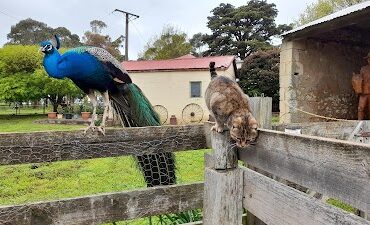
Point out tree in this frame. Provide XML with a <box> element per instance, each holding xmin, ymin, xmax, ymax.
<box><xmin>32</xmin><ymin>69</ymin><xmax>83</xmax><ymax>112</ymax></box>
<box><xmin>139</xmin><ymin>26</ymin><xmax>192</xmax><ymax>60</ymax></box>
<box><xmin>203</xmin><ymin>1</ymin><xmax>291</xmax><ymax>60</ymax></box>
<box><xmin>296</xmin><ymin>0</ymin><xmax>365</xmax><ymax>25</ymax></box>
<box><xmin>53</xmin><ymin>27</ymin><xmax>81</xmax><ymax>47</ymax></box>
<box><xmin>7</xmin><ymin>18</ymin><xmax>81</xmax><ymax>47</ymax></box>
<box><xmin>0</xmin><ymin>45</ymin><xmax>82</xmax><ymax>111</ymax></box>
<box><xmin>239</xmin><ymin>49</ymin><xmax>280</xmax><ymax>112</ymax></box>
<box><xmin>189</xmin><ymin>33</ymin><xmax>207</xmax><ymax>57</ymax></box>
<box><xmin>83</xmin><ymin>20</ymin><xmax>124</xmax><ymax>61</ymax></box>
<box><xmin>90</xmin><ymin>20</ymin><xmax>107</xmax><ymax>34</ymax></box>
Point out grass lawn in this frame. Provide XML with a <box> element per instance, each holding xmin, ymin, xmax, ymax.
<box><xmin>0</xmin><ymin>151</ymin><xmax>208</xmax><ymax>225</ymax></box>
<box><xmin>0</xmin><ymin>115</ymin><xmax>84</xmax><ymax>133</ymax></box>
<box><xmin>0</xmin><ymin>150</ymin><xmax>208</xmax><ymax>206</ymax></box>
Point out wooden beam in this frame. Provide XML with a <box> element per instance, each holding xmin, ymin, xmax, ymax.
<box><xmin>203</xmin><ymin>168</ymin><xmax>243</xmax><ymax>225</ymax></box>
<box><xmin>203</xmin><ymin>130</ymin><xmax>242</xmax><ymax>225</ymax></box>
<box><xmin>210</xmin><ymin>130</ymin><xmax>237</xmax><ymax>169</ymax></box>
<box><xmin>242</xmin><ymin>167</ymin><xmax>370</xmax><ymax>225</ymax></box>
<box><xmin>0</xmin><ymin>183</ymin><xmax>203</xmax><ymax>225</ymax></box>
<box><xmin>238</xmin><ymin>129</ymin><xmax>370</xmax><ymax>213</ymax></box>
<box><xmin>0</xmin><ymin>125</ymin><xmax>207</xmax><ymax>166</ymax></box>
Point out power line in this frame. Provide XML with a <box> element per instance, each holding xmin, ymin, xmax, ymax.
<box><xmin>112</xmin><ymin>9</ymin><xmax>139</xmax><ymax>61</ymax></box>
<box><xmin>0</xmin><ymin>10</ymin><xmax>19</xmax><ymax>20</ymax></box>
<box><xmin>131</xmin><ymin>20</ymin><xmax>147</xmax><ymax>46</ymax></box>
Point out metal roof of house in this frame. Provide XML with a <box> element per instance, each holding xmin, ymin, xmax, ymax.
<box><xmin>122</xmin><ymin>55</ymin><xmax>235</xmax><ymax>72</ymax></box>
<box><xmin>283</xmin><ymin>1</ymin><xmax>370</xmax><ymax>38</ymax></box>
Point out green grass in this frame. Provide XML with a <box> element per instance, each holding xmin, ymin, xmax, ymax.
<box><xmin>272</xmin><ymin>115</ymin><xmax>279</xmax><ymax>124</ymax></box>
<box><xmin>0</xmin><ymin>115</ymin><xmax>84</xmax><ymax>133</ymax></box>
<box><xmin>0</xmin><ymin>150</ymin><xmax>209</xmax><ymax>206</ymax></box>
<box><xmin>327</xmin><ymin>199</ymin><xmax>356</xmax><ymax>214</ymax></box>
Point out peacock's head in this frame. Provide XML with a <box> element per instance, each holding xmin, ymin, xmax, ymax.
<box><xmin>39</xmin><ymin>35</ymin><xmax>60</xmax><ymax>54</ymax></box>
<box><xmin>39</xmin><ymin>41</ymin><xmax>54</xmax><ymax>54</ymax></box>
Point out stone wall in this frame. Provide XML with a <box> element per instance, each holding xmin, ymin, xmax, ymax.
<box><xmin>280</xmin><ymin>39</ymin><xmax>369</xmax><ymax>123</ymax></box>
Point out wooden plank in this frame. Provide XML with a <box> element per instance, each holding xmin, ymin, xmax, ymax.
<box><xmin>246</xmin><ymin>211</ymin><xmax>267</xmax><ymax>225</ymax></box>
<box><xmin>211</xmin><ymin>130</ymin><xmax>237</xmax><ymax>169</ymax></box>
<box><xmin>204</xmin><ymin>153</ymin><xmax>214</xmax><ymax>169</ymax></box>
<box><xmin>249</xmin><ymin>97</ymin><xmax>272</xmax><ymax>130</ymax></box>
<box><xmin>347</xmin><ymin>121</ymin><xmax>370</xmax><ymax>221</ymax></box>
<box><xmin>0</xmin><ymin>125</ymin><xmax>207</xmax><ymax>166</ymax></box>
<box><xmin>238</xmin><ymin>129</ymin><xmax>370</xmax><ymax>213</ymax></box>
<box><xmin>203</xmin><ymin>168</ymin><xmax>243</xmax><ymax>225</ymax></box>
<box><xmin>347</xmin><ymin>121</ymin><xmax>364</xmax><ymax>141</ymax></box>
<box><xmin>0</xmin><ymin>183</ymin><xmax>203</xmax><ymax>225</ymax></box>
<box><xmin>242</xmin><ymin>167</ymin><xmax>370</xmax><ymax>225</ymax></box>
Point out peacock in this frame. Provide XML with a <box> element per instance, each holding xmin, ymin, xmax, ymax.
<box><xmin>39</xmin><ymin>35</ymin><xmax>176</xmax><ymax>187</ymax></box>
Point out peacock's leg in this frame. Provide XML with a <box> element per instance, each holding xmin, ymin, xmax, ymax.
<box><xmin>96</xmin><ymin>91</ymin><xmax>110</xmax><ymax>135</ymax></box>
<box><xmin>84</xmin><ymin>91</ymin><xmax>98</xmax><ymax>134</ymax></box>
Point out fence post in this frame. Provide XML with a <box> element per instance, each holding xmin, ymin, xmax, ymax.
<box><xmin>203</xmin><ymin>130</ymin><xmax>243</xmax><ymax>225</ymax></box>
<box><xmin>249</xmin><ymin>97</ymin><xmax>272</xmax><ymax>129</ymax></box>
<box><xmin>246</xmin><ymin>97</ymin><xmax>270</xmax><ymax>225</ymax></box>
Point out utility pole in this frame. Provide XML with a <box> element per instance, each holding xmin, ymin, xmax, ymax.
<box><xmin>113</xmin><ymin>9</ymin><xmax>139</xmax><ymax>61</ymax></box>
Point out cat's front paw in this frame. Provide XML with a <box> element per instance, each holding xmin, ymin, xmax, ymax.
<box><xmin>216</xmin><ymin>127</ymin><xmax>224</xmax><ymax>132</ymax></box>
<box><xmin>211</xmin><ymin>125</ymin><xmax>224</xmax><ymax>133</ymax></box>
<box><xmin>211</xmin><ymin>125</ymin><xmax>217</xmax><ymax>131</ymax></box>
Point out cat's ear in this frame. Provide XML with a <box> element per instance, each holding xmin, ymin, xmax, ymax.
<box><xmin>248</xmin><ymin>114</ymin><xmax>258</xmax><ymax>129</ymax></box>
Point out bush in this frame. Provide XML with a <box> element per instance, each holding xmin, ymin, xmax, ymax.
<box><xmin>239</xmin><ymin>49</ymin><xmax>280</xmax><ymax>112</ymax></box>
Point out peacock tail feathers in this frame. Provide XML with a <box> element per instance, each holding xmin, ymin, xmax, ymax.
<box><xmin>110</xmin><ymin>83</ymin><xmax>176</xmax><ymax>187</ymax></box>
<box><xmin>126</xmin><ymin>83</ymin><xmax>161</xmax><ymax>126</ymax></box>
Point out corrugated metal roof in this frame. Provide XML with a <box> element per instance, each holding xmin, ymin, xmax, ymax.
<box><xmin>283</xmin><ymin>1</ymin><xmax>370</xmax><ymax>36</ymax></box>
<box><xmin>122</xmin><ymin>55</ymin><xmax>235</xmax><ymax>72</ymax></box>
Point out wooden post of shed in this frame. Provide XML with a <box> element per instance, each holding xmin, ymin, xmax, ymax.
<box><xmin>203</xmin><ymin>130</ymin><xmax>243</xmax><ymax>225</ymax></box>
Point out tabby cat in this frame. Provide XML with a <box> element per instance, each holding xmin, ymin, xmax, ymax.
<box><xmin>205</xmin><ymin>62</ymin><xmax>258</xmax><ymax>148</ymax></box>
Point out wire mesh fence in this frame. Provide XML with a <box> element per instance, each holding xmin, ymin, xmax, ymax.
<box><xmin>0</xmin><ymin>103</ymin><xmax>52</xmax><ymax>115</ymax></box>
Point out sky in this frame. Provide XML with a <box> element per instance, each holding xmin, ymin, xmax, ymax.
<box><xmin>0</xmin><ymin>0</ymin><xmax>316</xmax><ymax>60</ymax></box>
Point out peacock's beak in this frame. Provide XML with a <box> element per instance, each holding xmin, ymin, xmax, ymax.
<box><xmin>38</xmin><ymin>47</ymin><xmax>43</xmax><ymax>53</ymax></box>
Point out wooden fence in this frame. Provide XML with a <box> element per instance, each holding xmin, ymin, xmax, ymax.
<box><xmin>0</xmin><ymin>123</ymin><xmax>369</xmax><ymax>224</ymax></box>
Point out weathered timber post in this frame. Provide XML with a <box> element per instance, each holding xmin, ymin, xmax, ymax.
<box><xmin>203</xmin><ymin>130</ymin><xmax>243</xmax><ymax>225</ymax></box>
<box><xmin>249</xmin><ymin>97</ymin><xmax>272</xmax><ymax>130</ymax></box>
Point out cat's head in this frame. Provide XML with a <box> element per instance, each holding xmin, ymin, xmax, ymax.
<box><xmin>228</xmin><ymin>113</ymin><xmax>258</xmax><ymax>148</ymax></box>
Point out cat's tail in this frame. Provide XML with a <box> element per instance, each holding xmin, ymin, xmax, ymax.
<box><xmin>209</xmin><ymin>61</ymin><xmax>218</xmax><ymax>79</ymax></box>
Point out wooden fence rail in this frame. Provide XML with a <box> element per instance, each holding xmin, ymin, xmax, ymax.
<box><xmin>0</xmin><ymin>125</ymin><xmax>206</xmax><ymax>166</ymax></box>
<box><xmin>204</xmin><ymin>122</ymin><xmax>370</xmax><ymax>225</ymax></box>
<box><xmin>0</xmin><ymin>183</ymin><xmax>203</xmax><ymax>225</ymax></box>
<box><xmin>242</xmin><ymin>167</ymin><xmax>370</xmax><ymax>225</ymax></box>
<box><xmin>238</xmin><ymin>129</ymin><xmax>370</xmax><ymax>214</ymax></box>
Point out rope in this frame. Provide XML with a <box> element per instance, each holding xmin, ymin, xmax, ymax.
<box><xmin>283</xmin><ymin>101</ymin><xmax>352</xmax><ymax>122</ymax></box>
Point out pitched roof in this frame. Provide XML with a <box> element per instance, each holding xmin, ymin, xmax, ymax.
<box><xmin>283</xmin><ymin>1</ymin><xmax>370</xmax><ymax>38</ymax></box>
<box><xmin>122</xmin><ymin>55</ymin><xmax>235</xmax><ymax>72</ymax></box>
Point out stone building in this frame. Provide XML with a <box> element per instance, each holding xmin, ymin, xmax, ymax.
<box><xmin>279</xmin><ymin>1</ymin><xmax>370</xmax><ymax>123</ymax></box>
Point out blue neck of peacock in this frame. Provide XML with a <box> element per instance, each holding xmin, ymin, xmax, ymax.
<box><xmin>43</xmin><ymin>51</ymin><xmax>66</xmax><ymax>79</ymax></box>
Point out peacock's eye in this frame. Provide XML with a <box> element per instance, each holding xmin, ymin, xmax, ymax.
<box><xmin>46</xmin><ymin>45</ymin><xmax>53</xmax><ymax>51</ymax></box>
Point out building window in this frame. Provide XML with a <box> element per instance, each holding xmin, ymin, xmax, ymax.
<box><xmin>190</xmin><ymin>81</ymin><xmax>201</xmax><ymax>98</ymax></box>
